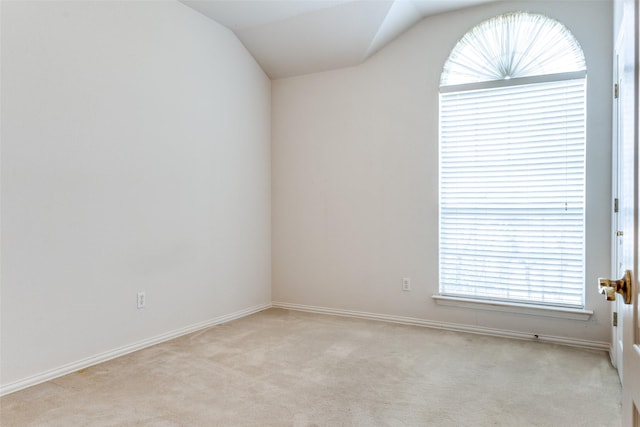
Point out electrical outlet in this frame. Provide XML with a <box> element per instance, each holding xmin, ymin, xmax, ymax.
<box><xmin>402</xmin><ymin>277</ymin><xmax>411</xmax><ymax>291</ymax></box>
<box><xmin>137</xmin><ymin>291</ymin><xmax>146</xmax><ymax>309</ymax></box>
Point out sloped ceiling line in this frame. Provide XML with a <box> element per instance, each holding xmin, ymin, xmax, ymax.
<box><xmin>180</xmin><ymin>0</ymin><xmax>496</xmax><ymax>79</ymax></box>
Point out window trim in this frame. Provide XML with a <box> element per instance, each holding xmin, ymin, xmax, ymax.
<box><xmin>439</xmin><ymin>70</ymin><xmax>586</xmax><ymax>94</ymax></box>
<box><xmin>432</xmin><ymin>295</ymin><xmax>593</xmax><ymax>321</ymax></box>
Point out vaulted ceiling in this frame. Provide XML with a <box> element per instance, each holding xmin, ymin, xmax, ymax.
<box><xmin>180</xmin><ymin>0</ymin><xmax>497</xmax><ymax>79</ymax></box>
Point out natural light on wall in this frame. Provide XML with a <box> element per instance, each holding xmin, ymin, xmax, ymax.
<box><xmin>439</xmin><ymin>12</ymin><xmax>587</xmax><ymax>308</ymax></box>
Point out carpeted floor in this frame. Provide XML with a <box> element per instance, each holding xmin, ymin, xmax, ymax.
<box><xmin>0</xmin><ymin>308</ymin><xmax>622</xmax><ymax>426</ymax></box>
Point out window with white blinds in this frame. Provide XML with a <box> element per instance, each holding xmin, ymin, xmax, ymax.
<box><xmin>439</xmin><ymin>76</ymin><xmax>586</xmax><ymax>307</ymax></box>
<box><xmin>438</xmin><ymin>12</ymin><xmax>588</xmax><ymax>308</ymax></box>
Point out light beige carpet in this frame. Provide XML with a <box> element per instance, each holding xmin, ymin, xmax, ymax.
<box><xmin>0</xmin><ymin>308</ymin><xmax>621</xmax><ymax>426</ymax></box>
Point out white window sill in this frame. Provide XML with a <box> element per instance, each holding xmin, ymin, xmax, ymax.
<box><xmin>432</xmin><ymin>295</ymin><xmax>593</xmax><ymax>321</ymax></box>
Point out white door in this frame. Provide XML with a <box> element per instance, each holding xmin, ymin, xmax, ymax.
<box><xmin>613</xmin><ymin>1</ymin><xmax>640</xmax><ymax>425</ymax></box>
<box><xmin>613</xmin><ymin>31</ymin><xmax>625</xmax><ymax>383</ymax></box>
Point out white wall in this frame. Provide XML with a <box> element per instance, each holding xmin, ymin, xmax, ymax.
<box><xmin>1</xmin><ymin>1</ymin><xmax>271</xmax><ymax>387</ymax></box>
<box><xmin>272</xmin><ymin>1</ymin><xmax>613</xmax><ymax>343</ymax></box>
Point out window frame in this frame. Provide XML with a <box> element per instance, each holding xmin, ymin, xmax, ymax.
<box><xmin>437</xmin><ymin>12</ymin><xmax>589</xmax><ymax>311</ymax></box>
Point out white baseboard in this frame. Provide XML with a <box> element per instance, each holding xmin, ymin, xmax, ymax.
<box><xmin>0</xmin><ymin>303</ymin><xmax>271</xmax><ymax>397</ymax></box>
<box><xmin>271</xmin><ymin>301</ymin><xmax>610</xmax><ymax>352</ymax></box>
<box><xmin>2</xmin><ymin>301</ymin><xmax>610</xmax><ymax>397</ymax></box>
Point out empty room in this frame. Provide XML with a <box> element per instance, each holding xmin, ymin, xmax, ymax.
<box><xmin>2</xmin><ymin>0</ymin><xmax>639</xmax><ymax>425</ymax></box>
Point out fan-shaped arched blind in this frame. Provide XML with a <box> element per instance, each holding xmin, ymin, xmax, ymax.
<box><xmin>441</xmin><ymin>12</ymin><xmax>586</xmax><ymax>86</ymax></box>
<box><xmin>439</xmin><ymin>12</ymin><xmax>587</xmax><ymax>308</ymax></box>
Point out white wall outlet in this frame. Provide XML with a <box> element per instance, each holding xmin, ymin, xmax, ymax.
<box><xmin>137</xmin><ymin>291</ymin><xmax>146</xmax><ymax>309</ymax></box>
<box><xmin>402</xmin><ymin>277</ymin><xmax>411</xmax><ymax>291</ymax></box>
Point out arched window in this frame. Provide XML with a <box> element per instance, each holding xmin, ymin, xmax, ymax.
<box><xmin>439</xmin><ymin>12</ymin><xmax>586</xmax><ymax>307</ymax></box>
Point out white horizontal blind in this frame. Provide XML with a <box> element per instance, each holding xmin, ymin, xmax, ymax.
<box><xmin>439</xmin><ymin>78</ymin><xmax>586</xmax><ymax>307</ymax></box>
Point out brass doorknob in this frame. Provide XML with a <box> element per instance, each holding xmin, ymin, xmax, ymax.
<box><xmin>598</xmin><ymin>270</ymin><xmax>632</xmax><ymax>304</ymax></box>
